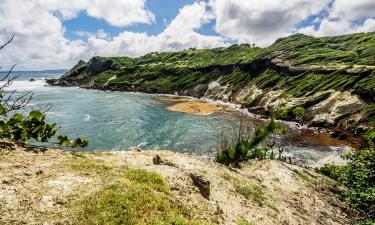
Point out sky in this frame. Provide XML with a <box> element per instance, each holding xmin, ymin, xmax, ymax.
<box><xmin>0</xmin><ymin>0</ymin><xmax>374</xmax><ymax>70</ymax></box>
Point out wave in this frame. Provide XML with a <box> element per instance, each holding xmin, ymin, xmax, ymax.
<box><xmin>0</xmin><ymin>79</ymin><xmax>47</xmax><ymax>91</ymax></box>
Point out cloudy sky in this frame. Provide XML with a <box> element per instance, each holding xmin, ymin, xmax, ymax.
<box><xmin>0</xmin><ymin>0</ymin><xmax>374</xmax><ymax>70</ymax></box>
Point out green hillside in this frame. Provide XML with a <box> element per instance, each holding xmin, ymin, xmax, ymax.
<box><xmin>50</xmin><ymin>32</ymin><xmax>375</xmax><ymax>135</ymax></box>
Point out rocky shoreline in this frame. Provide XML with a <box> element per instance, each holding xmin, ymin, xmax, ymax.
<box><xmin>46</xmin><ymin>78</ymin><xmax>367</xmax><ymax>149</ymax></box>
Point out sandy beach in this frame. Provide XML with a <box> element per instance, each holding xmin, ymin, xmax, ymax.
<box><xmin>157</xmin><ymin>96</ymin><xmax>223</xmax><ymax>115</ymax></box>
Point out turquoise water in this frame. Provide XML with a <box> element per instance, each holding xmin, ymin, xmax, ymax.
<box><xmin>0</xmin><ymin>70</ymin><xmax>350</xmax><ymax>166</ymax></box>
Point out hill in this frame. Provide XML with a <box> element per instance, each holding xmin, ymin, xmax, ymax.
<box><xmin>48</xmin><ymin>32</ymin><xmax>375</xmax><ymax>136</ymax></box>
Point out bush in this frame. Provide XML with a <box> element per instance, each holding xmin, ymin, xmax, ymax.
<box><xmin>317</xmin><ymin>147</ymin><xmax>375</xmax><ymax>223</ymax></box>
<box><xmin>216</xmin><ymin>118</ymin><xmax>287</xmax><ymax>166</ymax></box>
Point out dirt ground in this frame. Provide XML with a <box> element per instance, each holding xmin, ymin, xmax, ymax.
<box><xmin>0</xmin><ymin>141</ymin><xmax>350</xmax><ymax>225</ymax></box>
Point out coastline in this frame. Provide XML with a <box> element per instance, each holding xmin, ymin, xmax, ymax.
<box><xmin>45</xmin><ymin>80</ymin><xmax>366</xmax><ymax>149</ymax></box>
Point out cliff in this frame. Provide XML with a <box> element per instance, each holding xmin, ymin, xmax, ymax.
<box><xmin>48</xmin><ymin>32</ymin><xmax>375</xmax><ymax>136</ymax></box>
<box><xmin>0</xmin><ymin>141</ymin><xmax>350</xmax><ymax>225</ymax></box>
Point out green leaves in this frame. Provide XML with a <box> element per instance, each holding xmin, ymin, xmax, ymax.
<box><xmin>29</xmin><ymin>110</ymin><xmax>44</xmax><ymax>121</ymax></box>
<box><xmin>0</xmin><ymin>110</ymin><xmax>88</xmax><ymax>149</ymax></box>
<box><xmin>58</xmin><ymin>135</ymin><xmax>89</xmax><ymax>148</ymax></box>
<box><xmin>317</xmin><ymin>147</ymin><xmax>375</xmax><ymax>223</ymax></box>
<box><xmin>216</xmin><ymin>118</ymin><xmax>287</xmax><ymax>166</ymax></box>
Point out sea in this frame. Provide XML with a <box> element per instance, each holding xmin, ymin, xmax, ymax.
<box><xmin>0</xmin><ymin>70</ymin><xmax>350</xmax><ymax>167</ymax></box>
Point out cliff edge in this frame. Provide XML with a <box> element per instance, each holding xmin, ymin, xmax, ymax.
<box><xmin>0</xmin><ymin>141</ymin><xmax>350</xmax><ymax>225</ymax></box>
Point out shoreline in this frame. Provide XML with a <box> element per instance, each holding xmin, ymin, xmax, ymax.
<box><xmin>44</xmin><ymin>81</ymin><xmax>365</xmax><ymax>149</ymax></box>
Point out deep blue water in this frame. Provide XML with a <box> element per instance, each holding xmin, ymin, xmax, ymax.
<box><xmin>0</xmin><ymin>70</ymin><xmax>350</xmax><ymax>166</ymax></box>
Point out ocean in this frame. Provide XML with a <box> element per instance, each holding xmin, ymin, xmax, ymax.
<box><xmin>0</xmin><ymin>70</ymin><xmax>349</xmax><ymax>166</ymax></box>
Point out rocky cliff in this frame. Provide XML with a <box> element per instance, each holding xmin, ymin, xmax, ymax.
<box><xmin>48</xmin><ymin>32</ymin><xmax>375</xmax><ymax>137</ymax></box>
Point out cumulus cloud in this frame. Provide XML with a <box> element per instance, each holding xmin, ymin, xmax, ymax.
<box><xmin>0</xmin><ymin>0</ymin><xmax>155</xmax><ymax>70</ymax></box>
<box><xmin>36</xmin><ymin>0</ymin><xmax>155</xmax><ymax>27</ymax></box>
<box><xmin>0</xmin><ymin>0</ymin><xmax>227</xmax><ymax>70</ymax></box>
<box><xmin>210</xmin><ymin>0</ymin><xmax>331</xmax><ymax>45</ymax></box>
<box><xmin>0</xmin><ymin>0</ymin><xmax>374</xmax><ymax>70</ymax></box>
<box><xmin>82</xmin><ymin>1</ymin><xmax>227</xmax><ymax>58</ymax></box>
<box><xmin>299</xmin><ymin>0</ymin><xmax>375</xmax><ymax>36</ymax></box>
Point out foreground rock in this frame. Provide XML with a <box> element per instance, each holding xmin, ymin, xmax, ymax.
<box><xmin>0</xmin><ymin>142</ymin><xmax>349</xmax><ymax>225</ymax></box>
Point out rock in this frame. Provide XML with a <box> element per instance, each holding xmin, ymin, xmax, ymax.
<box><xmin>152</xmin><ymin>154</ymin><xmax>163</xmax><ymax>165</ymax></box>
<box><xmin>29</xmin><ymin>78</ymin><xmax>36</xmax><ymax>82</ymax></box>
<box><xmin>190</xmin><ymin>172</ymin><xmax>210</xmax><ymax>199</ymax></box>
<box><xmin>152</xmin><ymin>154</ymin><xmax>176</xmax><ymax>167</ymax></box>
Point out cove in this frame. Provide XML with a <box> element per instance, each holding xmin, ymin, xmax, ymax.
<box><xmin>4</xmin><ymin>70</ymin><xmax>353</xmax><ymax>167</ymax></box>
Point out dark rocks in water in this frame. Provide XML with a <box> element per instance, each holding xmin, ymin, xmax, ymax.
<box><xmin>29</xmin><ymin>79</ymin><xmax>36</xmax><ymax>82</ymax></box>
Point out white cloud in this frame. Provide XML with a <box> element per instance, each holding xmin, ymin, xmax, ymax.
<box><xmin>37</xmin><ymin>0</ymin><xmax>155</xmax><ymax>27</ymax></box>
<box><xmin>0</xmin><ymin>0</ymin><xmax>154</xmax><ymax>70</ymax></box>
<box><xmin>299</xmin><ymin>0</ymin><xmax>375</xmax><ymax>36</ymax></box>
<box><xmin>328</xmin><ymin>0</ymin><xmax>375</xmax><ymax>21</ymax></box>
<box><xmin>82</xmin><ymin>1</ymin><xmax>227</xmax><ymax>58</ymax></box>
<box><xmin>75</xmin><ymin>29</ymin><xmax>111</xmax><ymax>40</ymax></box>
<box><xmin>210</xmin><ymin>0</ymin><xmax>331</xmax><ymax>45</ymax></box>
<box><xmin>0</xmin><ymin>0</ymin><xmax>374</xmax><ymax>70</ymax></box>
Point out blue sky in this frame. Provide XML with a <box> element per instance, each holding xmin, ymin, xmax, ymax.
<box><xmin>0</xmin><ymin>0</ymin><xmax>374</xmax><ymax>70</ymax></box>
<box><xmin>63</xmin><ymin>0</ymin><xmax>217</xmax><ymax>41</ymax></box>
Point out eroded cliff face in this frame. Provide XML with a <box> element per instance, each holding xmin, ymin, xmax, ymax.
<box><xmin>202</xmin><ymin>78</ymin><xmax>366</xmax><ymax>132</ymax></box>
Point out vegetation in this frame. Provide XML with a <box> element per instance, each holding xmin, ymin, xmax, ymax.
<box><xmin>222</xmin><ymin>172</ymin><xmax>279</xmax><ymax>213</ymax></box>
<box><xmin>216</xmin><ymin>118</ymin><xmax>287</xmax><ymax>166</ymax></box>
<box><xmin>317</xmin><ymin>144</ymin><xmax>375</xmax><ymax>224</ymax></box>
<box><xmin>0</xmin><ymin>36</ymin><xmax>88</xmax><ymax>148</ymax></box>
<box><xmin>68</xmin><ymin>157</ymin><xmax>212</xmax><ymax>225</ymax></box>
<box><xmin>53</xmin><ymin>32</ymin><xmax>375</xmax><ymax>134</ymax></box>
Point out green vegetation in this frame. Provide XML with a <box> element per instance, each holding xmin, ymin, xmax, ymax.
<box><xmin>235</xmin><ymin>184</ymin><xmax>266</xmax><ymax>206</ymax></box>
<box><xmin>68</xmin><ymin>157</ymin><xmax>212</xmax><ymax>225</ymax></box>
<box><xmin>56</xmin><ymin>32</ymin><xmax>375</xmax><ymax>135</ymax></box>
<box><xmin>317</xmin><ymin>145</ymin><xmax>375</xmax><ymax>224</ymax></box>
<box><xmin>216</xmin><ymin>118</ymin><xmax>287</xmax><ymax>166</ymax></box>
<box><xmin>237</xmin><ymin>217</ymin><xmax>255</xmax><ymax>225</ymax></box>
<box><xmin>0</xmin><ymin>111</ymin><xmax>88</xmax><ymax>148</ymax></box>
<box><xmin>222</xmin><ymin>172</ymin><xmax>279</xmax><ymax>213</ymax></box>
<box><xmin>61</xmin><ymin>32</ymin><xmax>375</xmax><ymax>96</ymax></box>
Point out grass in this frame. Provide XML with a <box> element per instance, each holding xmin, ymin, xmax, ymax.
<box><xmin>235</xmin><ymin>184</ymin><xmax>266</xmax><ymax>206</ymax></box>
<box><xmin>66</xmin><ymin>157</ymin><xmax>212</xmax><ymax>225</ymax></box>
<box><xmin>237</xmin><ymin>217</ymin><xmax>255</xmax><ymax>225</ymax></box>
<box><xmin>294</xmin><ymin>170</ymin><xmax>311</xmax><ymax>182</ymax></box>
<box><xmin>221</xmin><ymin>173</ymin><xmax>279</xmax><ymax>213</ymax></box>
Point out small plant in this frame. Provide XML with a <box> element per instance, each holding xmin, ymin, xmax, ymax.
<box><xmin>293</xmin><ymin>107</ymin><xmax>305</xmax><ymax>119</ymax></box>
<box><xmin>216</xmin><ymin>118</ymin><xmax>287</xmax><ymax>166</ymax></box>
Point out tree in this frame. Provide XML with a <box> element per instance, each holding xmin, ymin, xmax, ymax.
<box><xmin>0</xmin><ymin>36</ymin><xmax>88</xmax><ymax>148</ymax></box>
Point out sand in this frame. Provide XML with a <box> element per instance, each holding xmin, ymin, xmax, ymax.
<box><xmin>157</xmin><ymin>96</ymin><xmax>223</xmax><ymax>115</ymax></box>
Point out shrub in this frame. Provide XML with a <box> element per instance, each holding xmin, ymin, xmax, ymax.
<box><xmin>317</xmin><ymin>146</ymin><xmax>375</xmax><ymax>223</ymax></box>
<box><xmin>216</xmin><ymin>118</ymin><xmax>287</xmax><ymax>166</ymax></box>
<box><xmin>293</xmin><ymin>107</ymin><xmax>305</xmax><ymax>118</ymax></box>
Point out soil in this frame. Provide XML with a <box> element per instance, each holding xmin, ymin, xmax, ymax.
<box><xmin>0</xmin><ymin>141</ymin><xmax>350</xmax><ymax>225</ymax></box>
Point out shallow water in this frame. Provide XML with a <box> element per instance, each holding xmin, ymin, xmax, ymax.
<box><xmin>0</xmin><ymin>70</ymin><xmax>350</xmax><ymax>166</ymax></box>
